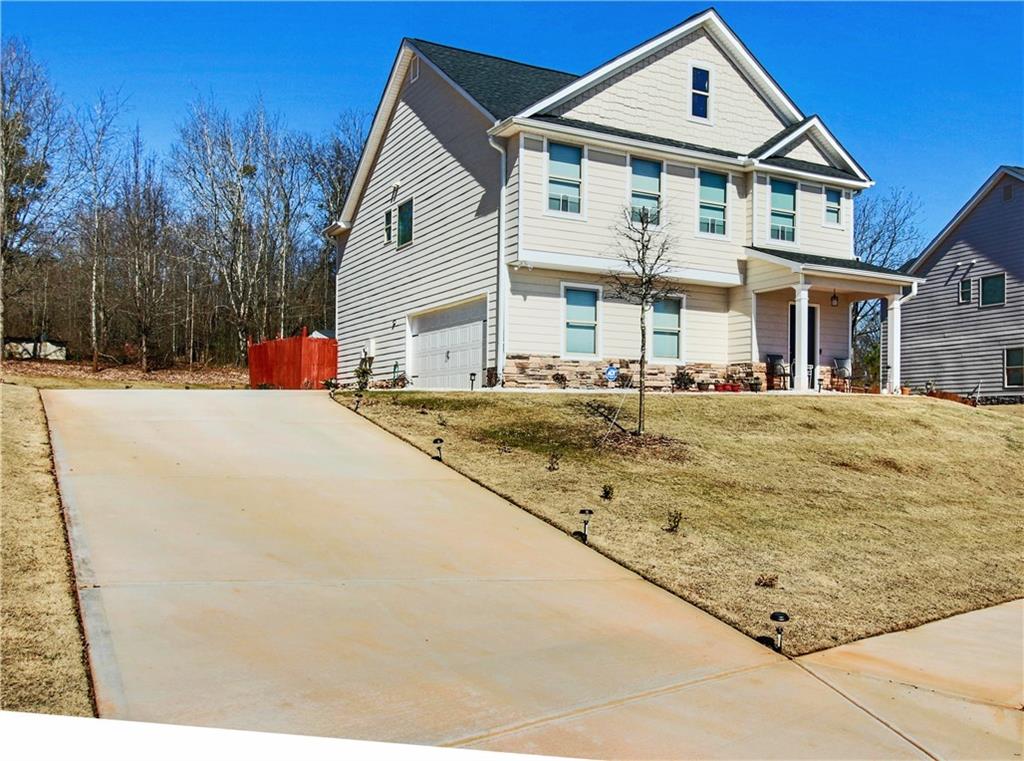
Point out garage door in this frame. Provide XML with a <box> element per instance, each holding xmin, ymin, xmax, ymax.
<box><xmin>411</xmin><ymin>299</ymin><xmax>486</xmax><ymax>389</ymax></box>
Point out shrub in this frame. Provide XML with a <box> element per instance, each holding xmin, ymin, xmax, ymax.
<box><xmin>437</xmin><ymin>413</ymin><xmax>448</xmax><ymax>427</ymax></box>
<box><xmin>552</xmin><ymin>372</ymin><xmax>569</xmax><ymax>389</ymax></box>
<box><xmin>672</xmin><ymin>369</ymin><xmax>695</xmax><ymax>391</ymax></box>
<box><xmin>546</xmin><ymin>452</ymin><xmax>561</xmax><ymax>472</ymax></box>
<box><xmin>601</xmin><ymin>484</ymin><xmax>614</xmax><ymax>501</ymax></box>
<box><xmin>662</xmin><ymin>509</ymin><xmax>683</xmax><ymax>533</ymax></box>
<box><xmin>755</xmin><ymin>573</ymin><xmax>779</xmax><ymax>588</ymax></box>
<box><xmin>354</xmin><ymin>356</ymin><xmax>374</xmax><ymax>391</ymax></box>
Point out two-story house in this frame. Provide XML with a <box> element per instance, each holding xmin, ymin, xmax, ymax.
<box><xmin>327</xmin><ymin>7</ymin><xmax>920</xmax><ymax>391</ymax></box>
<box><xmin>898</xmin><ymin>166</ymin><xmax>1023</xmax><ymax>400</ymax></box>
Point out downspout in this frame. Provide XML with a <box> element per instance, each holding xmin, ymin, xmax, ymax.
<box><xmin>488</xmin><ymin>135</ymin><xmax>508</xmax><ymax>384</ymax></box>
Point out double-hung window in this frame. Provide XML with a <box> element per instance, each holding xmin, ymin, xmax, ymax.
<box><xmin>397</xmin><ymin>199</ymin><xmax>413</xmax><ymax>247</ymax></box>
<box><xmin>1006</xmin><ymin>347</ymin><xmax>1024</xmax><ymax>388</ymax></box>
<box><xmin>564</xmin><ymin>287</ymin><xmax>598</xmax><ymax>355</ymax></box>
<box><xmin>652</xmin><ymin>298</ymin><xmax>682</xmax><ymax>360</ymax></box>
<box><xmin>691</xmin><ymin>66</ymin><xmax>710</xmax><ymax>120</ymax></box>
<box><xmin>980</xmin><ymin>274</ymin><xmax>1005</xmax><ymax>307</ymax></box>
<box><xmin>630</xmin><ymin>158</ymin><xmax>661</xmax><ymax>225</ymax></box>
<box><xmin>384</xmin><ymin>210</ymin><xmax>392</xmax><ymax>243</ymax></box>
<box><xmin>548</xmin><ymin>142</ymin><xmax>582</xmax><ymax>214</ymax></box>
<box><xmin>698</xmin><ymin>170</ymin><xmax>727</xmax><ymax>235</ymax></box>
<box><xmin>770</xmin><ymin>179</ymin><xmax>797</xmax><ymax>242</ymax></box>
<box><xmin>825</xmin><ymin>188</ymin><xmax>842</xmax><ymax>226</ymax></box>
<box><xmin>958</xmin><ymin>279</ymin><xmax>971</xmax><ymax>304</ymax></box>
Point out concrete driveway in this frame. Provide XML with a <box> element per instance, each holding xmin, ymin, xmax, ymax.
<box><xmin>44</xmin><ymin>390</ymin><xmax>1016</xmax><ymax>758</ymax></box>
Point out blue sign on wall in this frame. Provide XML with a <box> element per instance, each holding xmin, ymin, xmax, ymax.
<box><xmin>604</xmin><ymin>365</ymin><xmax>619</xmax><ymax>382</ymax></box>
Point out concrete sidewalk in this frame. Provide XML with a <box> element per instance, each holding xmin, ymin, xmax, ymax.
<box><xmin>44</xmin><ymin>390</ymin><xmax>1018</xmax><ymax>758</ymax></box>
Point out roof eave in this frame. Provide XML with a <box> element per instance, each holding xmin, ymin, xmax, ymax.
<box><xmin>745</xmin><ymin>247</ymin><xmax>922</xmax><ymax>284</ymax></box>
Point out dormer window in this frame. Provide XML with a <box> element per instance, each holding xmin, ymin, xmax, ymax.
<box><xmin>691</xmin><ymin>66</ymin><xmax>710</xmax><ymax>120</ymax></box>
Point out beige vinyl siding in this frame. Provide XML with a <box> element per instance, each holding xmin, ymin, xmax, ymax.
<box><xmin>519</xmin><ymin>136</ymin><xmax>746</xmax><ymax>281</ymax></box>
<box><xmin>508</xmin><ymin>268</ymin><xmax>729</xmax><ymax>364</ymax></box>
<box><xmin>552</xmin><ymin>28</ymin><xmax>786</xmax><ymax>155</ymax></box>
<box><xmin>752</xmin><ymin>174</ymin><xmax>853</xmax><ymax>258</ymax></box>
<box><xmin>728</xmin><ymin>259</ymin><xmax>798</xmax><ymax>363</ymax></box>
<box><xmin>335</xmin><ymin>61</ymin><xmax>498</xmax><ymax>383</ymax></box>
<box><xmin>754</xmin><ymin>288</ymin><xmax>851</xmax><ymax>366</ymax></box>
<box><xmin>505</xmin><ymin>135</ymin><xmax>521</xmax><ymax>262</ymax></box>
<box><xmin>776</xmin><ymin>135</ymin><xmax>833</xmax><ymax>165</ymax></box>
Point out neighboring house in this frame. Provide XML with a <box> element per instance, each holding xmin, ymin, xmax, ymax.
<box><xmin>328</xmin><ymin>7</ymin><xmax>920</xmax><ymax>391</ymax></box>
<box><xmin>898</xmin><ymin>166</ymin><xmax>1023</xmax><ymax>400</ymax></box>
<box><xmin>3</xmin><ymin>335</ymin><xmax>68</xmax><ymax>361</ymax></box>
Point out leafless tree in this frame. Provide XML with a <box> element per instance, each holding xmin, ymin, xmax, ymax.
<box><xmin>1</xmin><ymin>38</ymin><xmax>77</xmax><ymax>364</ymax></box>
<box><xmin>607</xmin><ymin>206</ymin><xmax>677</xmax><ymax>435</ymax></box>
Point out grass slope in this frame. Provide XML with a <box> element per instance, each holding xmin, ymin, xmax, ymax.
<box><xmin>349</xmin><ymin>391</ymin><xmax>1024</xmax><ymax>655</ymax></box>
<box><xmin>1</xmin><ymin>383</ymin><xmax>94</xmax><ymax>715</ymax></box>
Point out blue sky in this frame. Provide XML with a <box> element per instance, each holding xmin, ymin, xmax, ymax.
<box><xmin>3</xmin><ymin>2</ymin><xmax>1022</xmax><ymax>242</ymax></box>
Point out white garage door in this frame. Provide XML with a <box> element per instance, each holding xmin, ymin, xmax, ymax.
<box><xmin>411</xmin><ymin>299</ymin><xmax>486</xmax><ymax>390</ymax></box>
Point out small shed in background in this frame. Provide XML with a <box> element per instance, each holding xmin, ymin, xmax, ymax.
<box><xmin>247</xmin><ymin>328</ymin><xmax>337</xmax><ymax>389</ymax></box>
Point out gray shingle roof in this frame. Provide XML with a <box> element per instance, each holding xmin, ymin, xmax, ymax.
<box><xmin>408</xmin><ymin>39</ymin><xmax>578</xmax><ymax>120</ymax></box>
<box><xmin>748</xmin><ymin>247</ymin><xmax>912</xmax><ymax>277</ymax></box>
<box><xmin>748</xmin><ymin>117</ymin><xmax>814</xmax><ymax>158</ymax></box>
<box><xmin>532</xmin><ymin>115</ymin><xmax>742</xmax><ymax>158</ymax></box>
<box><xmin>758</xmin><ymin>156</ymin><xmax>861</xmax><ymax>182</ymax></box>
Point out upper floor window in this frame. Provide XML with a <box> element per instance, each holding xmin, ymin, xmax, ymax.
<box><xmin>980</xmin><ymin>273</ymin><xmax>1005</xmax><ymax>307</ymax></box>
<box><xmin>958</xmin><ymin>279</ymin><xmax>971</xmax><ymax>304</ymax></box>
<box><xmin>564</xmin><ymin>286</ymin><xmax>599</xmax><ymax>356</ymax></box>
<box><xmin>630</xmin><ymin>158</ymin><xmax>661</xmax><ymax>225</ymax></box>
<box><xmin>397</xmin><ymin>199</ymin><xmax>413</xmax><ymax>247</ymax></box>
<box><xmin>698</xmin><ymin>170</ymin><xmax>727</xmax><ymax>236</ymax></box>
<box><xmin>824</xmin><ymin>188</ymin><xmax>842</xmax><ymax>226</ymax></box>
<box><xmin>409</xmin><ymin>56</ymin><xmax>420</xmax><ymax>84</ymax></box>
<box><xmin>384</xmin><ymin>210</ymin><xmax>392</xmax><ymax>243</ymax></box>
<box><xmin>653</xmin><ymin>298</ymin><xmax>682</xmax><ymax>360</ymax></box>
<box><xmin>691</xmin><ymin>66</ymin><xmax>710</xmax><ymax>120</ymax></box>
<box><xmin>770</xmin><ymin>179</ymin><xmax>797</xmax><ymax>242</ymax></box>
<box><xmin>548</xmin><ymin>142</ymin><xmax>582</xmax><ymax>215</ymax></box>
<box><xmin>1006</xmin><ymin>347</ymin><xmax>1024</xmax><ymax>388</ymax></box>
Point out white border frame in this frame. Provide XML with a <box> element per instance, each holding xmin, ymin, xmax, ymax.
<box><xmin>560</xmin><ymin>281</ymin><xmax>603</xmax><ymax>359</ymax></box>
<box><xmin>694</xmin><ymin>167</ymin><xmax>732</xmax><ymax>241</ymax></box>
<box><xmin>957</xmin><ymin>278</ymin><xmax>972</xmax><ymax>305</ymax></box>
<box><xmin>543</xmin><ymin>136</ymin><xmax>588</xmax><ymax>222</ymax></box>
<box><xmin>409</xmin><ymin>56</ymin><xmax>420</xmax><ymax>84</ymax></box>
<box><xmin>688</xmin><ymin>59</ymin><xmax>715</xmax><ymax>125</ymax></box>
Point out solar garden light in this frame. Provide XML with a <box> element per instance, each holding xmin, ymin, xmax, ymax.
<box><xmin>433</xmin><ymin>437</ymin><xmax>444</xmax><ymax>461</ymax></box>
<box><xmin>579</xmin><ymin>509</ymin><xmax>594</xmax><ymax>543</ymax></box>
<box><xmin>770</xmin><ymin>611</ymin><xmax>790</xmax><ymax>653</ymax></box>
<box><xmin>353</xmin><ymin>392</ymin><xmax>363</xmax><ymax>412</ymax></box>
<box><xmin>469</xmin><ymin>372</ymin><xmax>477</xmax><ymax>391</ymax></box>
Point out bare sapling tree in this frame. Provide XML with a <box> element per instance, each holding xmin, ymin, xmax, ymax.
<box><xmin>608</xmin><ymin>205</ymin><xmax>677</xmax><ymax>436</ymax></box>
<box><xmin>852</xmin><ymin>187</ymin><xmax>921</xmax><ymax>382</ymax></box>
<box><xmin>74</xmin><ymin>90</ymin><xmax>123</xmax><ymax>370</ymax></box>
<box><xmin>1</xmin><ymin>39</ymin><xmax>77</xmax><ymax>367</ymax></box>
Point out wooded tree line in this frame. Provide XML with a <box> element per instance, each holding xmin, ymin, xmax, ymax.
<box><xmin>2</xmin><ymin>38</ymin><xmax>367</xmax><ymax>369</ymax></box>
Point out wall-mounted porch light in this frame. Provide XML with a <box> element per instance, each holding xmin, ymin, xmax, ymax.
<box><xmin>770</xmin><ymin>611</ymin><xmax>790</xmax><ymax>653</ymax></box>
<box><xmin>830</xmin><ymin>289</ymin><xmax>839</xmax><ymax>308</ymax></box>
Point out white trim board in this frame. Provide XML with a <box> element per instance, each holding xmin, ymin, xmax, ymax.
<box><xmin>517</xmin><ymin>248</ymin><xmax>743</xmax><ymax>287</ymax></box>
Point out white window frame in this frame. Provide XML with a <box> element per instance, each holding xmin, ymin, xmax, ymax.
<box><xmin>560</xmin><ymin>281</ymin><xmax>602</xmax><ymax>359</ymax></box>
<box><xmin>543</xmin><ymin>137</ymin><xmax>587</xmax><ymax>221</ymax></box>
<box><xmin>626</xmin><ymin>153</ymin><xmax>665</xmax><ymax>229</ymax></box>
<box><xmin>823</xmin><ymin>186</ymin><xmax>844</xmax><ymax>229</ymax></box>
<box><xmin>1005</xmin><ymin>346</ymin><xmax>1024</xmax><ymax>388</ymax></box>
<box><xmin>409</xmin><ymin>56</ymin><xmax>420</xmax><ymax>84</ymax></box>
<box><xmin>979</xmin><ymin>273</ymin><xmax>1006</xmax><ymax>308</ymax></box>
<box><xmin>396</xmin><ymin>197</ymin><xmax>414</xmax><ymax>249</ymax></box>
<box><xmin>767</xmin><ymin>176</ymin><xmax>799</xmax><ymax>246</ymax></box>
<box><xmin>648</xmin><ymin>294</ymin><xmax>687</xmax><ymax>365</ymax></box>
<box><xmin>688</xmin><ymin>60</ymin><xmax>713</xmax><ymax>125</ymax></box>
<box><xmin>695</xmin><ymin>167</ymin><xmax>730</xmax><ymax>240</ymax></box>
<box><xmin>957</xmin><ymin>278</ymin><xmax>972</xmax><ymax>304</ymax></box>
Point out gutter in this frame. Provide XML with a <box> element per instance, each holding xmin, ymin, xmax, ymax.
<box><xmin>487</xmin><ymin>136</ymin><xmax>508</xmax><ymax>383</ymax></box>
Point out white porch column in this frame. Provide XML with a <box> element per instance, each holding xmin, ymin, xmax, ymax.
<box><xmin>793</xmin><ymin>284</ymin><xmax>811</xmax><ymax>391</ymax></box>
<box><xmin>887</xmin><ymin>295</ymin><xmax>902</xmax><ymax>393</ymax></box>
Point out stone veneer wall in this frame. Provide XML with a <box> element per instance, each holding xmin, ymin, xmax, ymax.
<box><xmin>503</xmin><ymin>354</ymin><xmax>770</xmax><ymax>390</ymax></box>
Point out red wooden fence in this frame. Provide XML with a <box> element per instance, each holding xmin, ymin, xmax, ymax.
<box><xmin>247</xmin><ymin>328</ymin><xmax>337</xmax><ymax>390</ymax></box>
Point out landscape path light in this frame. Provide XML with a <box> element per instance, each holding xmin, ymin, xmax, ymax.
<box><xmin>353</xmin><ymin>392</ymin><xmax>363</xmax><ymax>412</ymax></box>
<box><xmin>469</xmin><ymin>372</ymin><xmax>477</xmax><ymax>391</ymax></box>
<box><xmin>770</xmin><ymin>611</ymin><xmax>790</xmax><ymax>653</ymax></box>
<box><xmin>433</xmin><ymin>437</ymin><xmax>444</xmax><ymax>461</ymax></box>
<box><xmin>579</xmin><ymin>509</ymin><xmax>594</xmax><ymax>543</ymax></box>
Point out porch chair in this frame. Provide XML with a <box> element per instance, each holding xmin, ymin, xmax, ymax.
<box><xmin>832</xmin><ymin>357</ymin><xmax>852</xmax><ymax>393</ymax></box>
<box><xmin>766</xmin><ymin>354</ymin><xmax>789</xmax><ymax>391</ymax></box>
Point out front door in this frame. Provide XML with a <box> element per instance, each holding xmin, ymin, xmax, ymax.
<box><xmin>788</xmin><ymin>303</ymin><xmax>819</xmax><ymax>389</ymax></box>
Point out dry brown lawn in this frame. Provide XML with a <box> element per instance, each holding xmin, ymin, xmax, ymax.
<box><xmin>346</xmin><ymin>391</ymin><xmax>1024</xmax><ymax>655</ymax></box>
<box><xmin>2</xmin><ymin>359</ymin><xmax>247</xmax><ymax>390</ymax></box>
<box><xmin>1</xmin><ymin>382</ymin><xmax>94</xmax><ymax>715</ymax></box>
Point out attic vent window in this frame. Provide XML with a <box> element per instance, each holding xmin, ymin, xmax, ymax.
<box><xmin>1003</xmin><ymin>184</ymin><xmax>1014</xmax><ymax>202</ymax></box>
<box><xmin>691</xmin><ymin>66</ymin><xmax>710</xmax><ymax>120</ymax></box>
<box><xmin>409</xmin><ymin>56</ymin><xmax>420</xmax><ymax>83</ymax></box>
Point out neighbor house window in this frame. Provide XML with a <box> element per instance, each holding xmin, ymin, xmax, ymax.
<box><xmin>691</xmin><ymin>66</ymin><xmax>710</xmax><ymax>119</ymax></box>
<box><xmin>630</xmin><ymin>157</ymin><xmax>661</xmax><ymax>224</ymax></box>
<box><xmin>980</xmin><ymin>273</ymin><xmax>1005</xmax><ymax>307</ymax></box>
<box><xmin>825</xmin><ymin>188</ymin><xmax>842</xmax><ymax>226</ymax></box>
<box><xmin>698</xmin><ymin>170</ymin><xmax>727</xmax><ymax>235</ymax></box>
<box><xmin>564</xmin><ymin>287</ymin><xmax>598</xmax><ymax>355</ymax></box>
<box><xmin>548</xmin><ymin>142</ymin><xmax>582</xmax><ymax>214</ymax></box>
<box><xmin>958</xmin><ymin>279</ymin><xmax>971</xmax><ymax>304</ymax></box>
<box><xmin>653</xmin><ymin>298</ymin><xmax>682</xmax><ymax>360</ymax></box>
<box><xmin>770</xmin><ymin>179</ymin><xmax>797</xmax><ymax>242</ymax></box>
<box><xmin>1006</xmin><ymin>347</ymin><xmax>1024</xmax><ymax>387</ymax></box>
<box><xmin>397</xmin><ymin>199</ymin><xmax>413</xmax><ymax>247</ymax></box>
<box><xmin>384</xmin><ymin>210</ymin><xmax>392</xmax><ymax>243</ymax></box>
<box><xmin>409</xmin><ymin>56</ymin><xmax>420</xmax><ymax>83</ymax></box>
